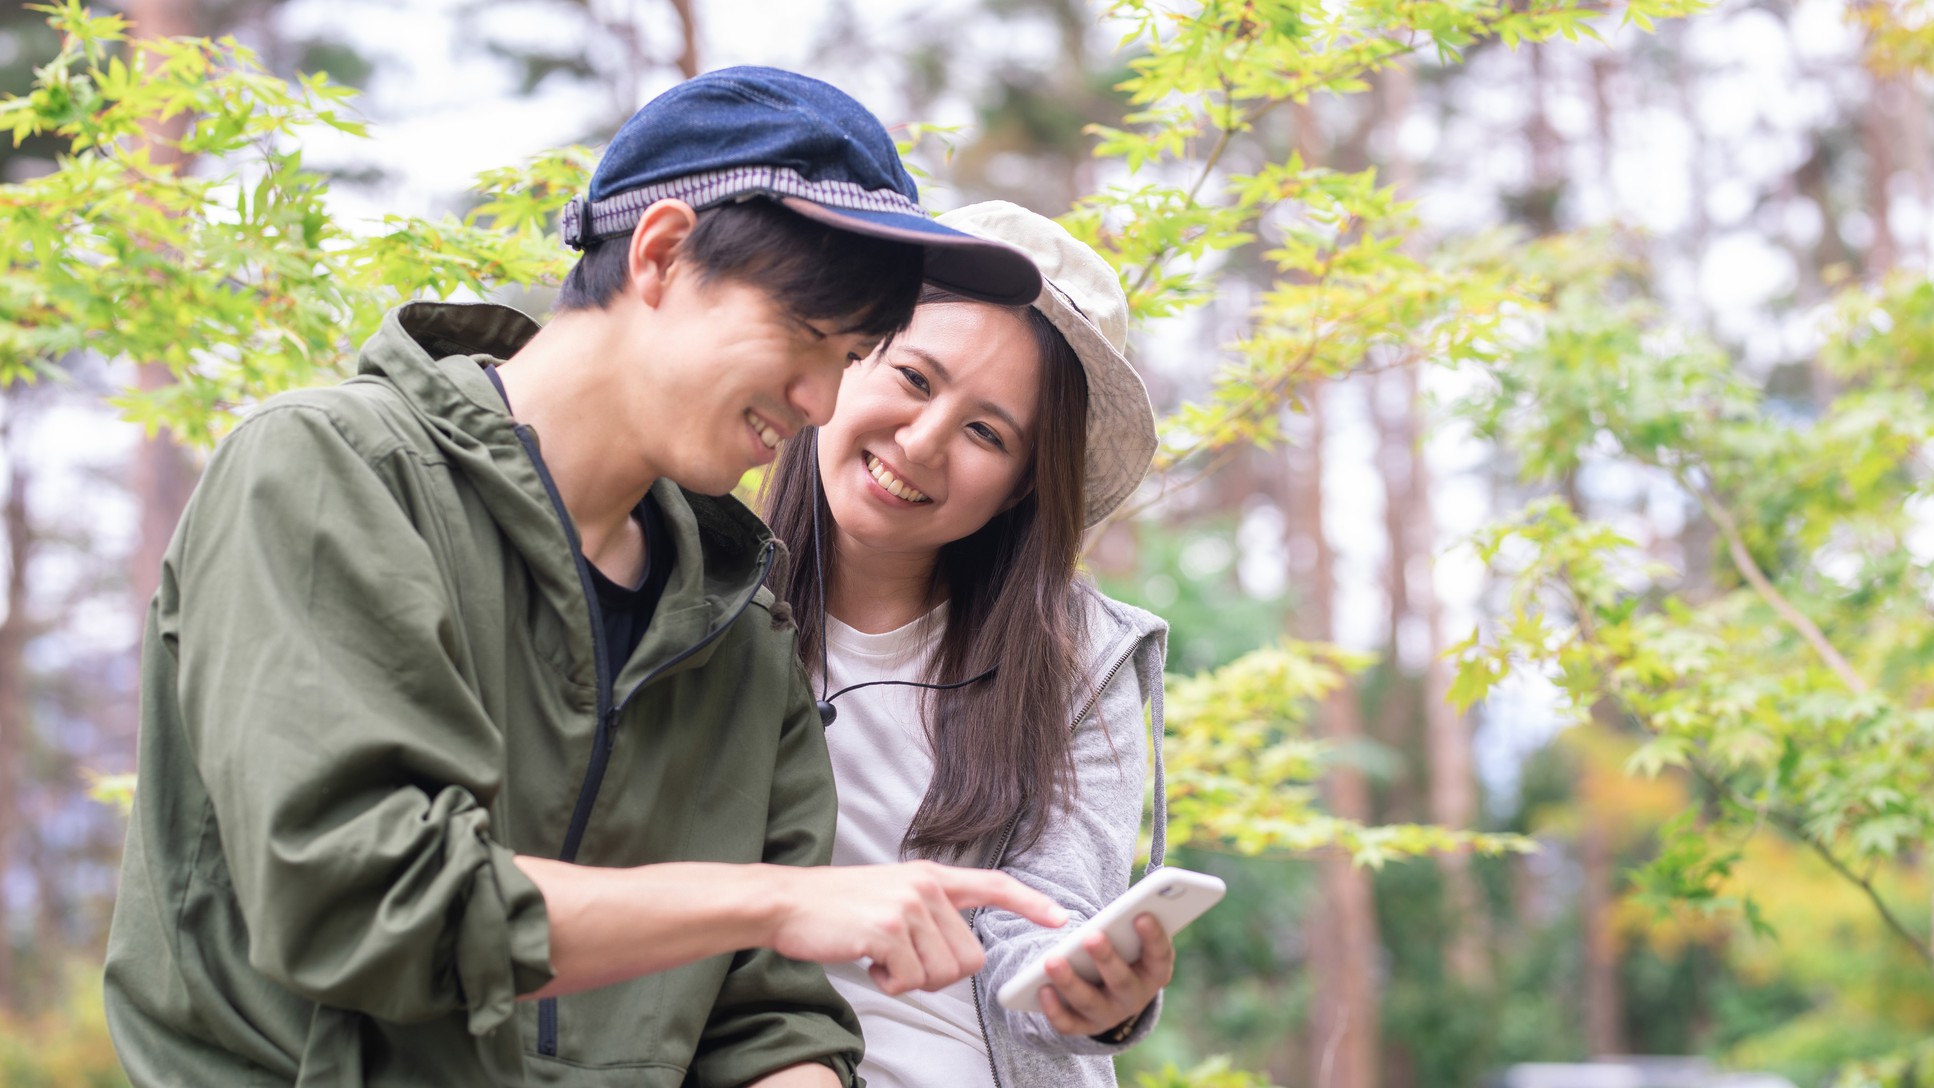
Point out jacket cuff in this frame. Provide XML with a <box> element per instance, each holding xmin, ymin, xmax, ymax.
<box><xmin>1001</xmin><ymin>987</ymin><xmax>1164</xmax><ymax>1056</ymax></box>
<box><xmin>455</xmin><ymin>837</ymin><xmax>553</xmax><ymax>1036</ymax></box>
<box><xmin>1088</xmin><ymin>991</ymin><xmax>1162</xmax><ymax>1052</ymax></box>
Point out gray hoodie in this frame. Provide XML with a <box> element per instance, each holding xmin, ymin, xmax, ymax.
<box><xmin>968</xmin><ymin>581</ymin><xmax>1170</xmax><ymax>1088</ymax></box>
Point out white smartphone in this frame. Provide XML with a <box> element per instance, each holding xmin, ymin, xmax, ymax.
<box><xmin>995</xmin><ymin>866</ymin><xmax>1225</xmax><ymax>1013</ymax></box>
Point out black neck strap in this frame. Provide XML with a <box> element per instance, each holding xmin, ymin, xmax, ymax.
<box><xmin>809</xmin><ymin>434</ymin><xmax>995</xmax><ymax>726</ymax></box>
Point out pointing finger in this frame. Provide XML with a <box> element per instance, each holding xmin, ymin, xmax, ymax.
<box><xmin>930</xmin><ymin>867</ymin><xmax>1067</xmax><ymax>928</ymax></box>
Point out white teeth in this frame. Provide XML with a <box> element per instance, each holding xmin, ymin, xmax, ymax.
<box><xmin>746</xmin><ymin>410</ymin><xmax>781</xmax><ymax>450</ymax></box>
<box><xmin>865</xmin><ymin>453</ymin><xmax>930</xmax><ymax>503</ymax></box>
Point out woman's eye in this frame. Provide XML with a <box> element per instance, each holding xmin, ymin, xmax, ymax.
<box><xmin>846</xmin><ymin>353</ymin><xmax>864</xmax><ymax>365</ymax></box>
<box><xmin>896</xmin><ymin>366</ymin><xmax>930</xmax><ymax>394</ymax></box>
<box><xmin>971</xmin><ymin>423</ymin><xmax>1006</xmax><ymax>450</ymax></box>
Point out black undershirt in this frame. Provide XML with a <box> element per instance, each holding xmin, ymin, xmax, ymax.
<box><xmin>588</xmin><ymin>497</ymin><xmax>673</xmax><ymax>679</ymax></box>
<box><xmin>484</xmin><ymin>362</ymin><xmax>674</xmax><ymax>679</ymax></box>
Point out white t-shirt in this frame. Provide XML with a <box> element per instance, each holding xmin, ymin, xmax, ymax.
<box><xmin>818</xmin><ymin>606</ymin><xmax>998</xmax><ymax>1088</ymax></box>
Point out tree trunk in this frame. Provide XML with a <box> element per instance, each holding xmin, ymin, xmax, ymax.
<box><xmin>1397</xmin><ymin>363</ymin><xmax>1491</xmax><ymax>987</ymax></box>
<box><xmin>130</xmin><ymin>365</ymin><xmax>199</xmax><ymax>614</ymax></box>
<box><xmin>1373</xmin><ymin>367</ymin><xmax>1421</xmax><ymax>825</ymax></box>
<box><xmin>1862</xmin><ymin>72</ymin><xmax>1902</xmax><ymax>278</ymax></box>
<box><xmin>1899</xmin><ymin>78</ymin><xmax>1932</xmax><ymax>270</ymax></box>
<box><xmin>1373</xmin><ymin>69</ymin><xmax>1422</xmax><ymax>823</ymax></box>
<box><xmin>0</xmin><ymin>405</ymin><xmax>33</xmax><ymax>1014</ymax></box>
<box><xmin>1518</xmin><ymin>44</ymin><xmax>1564</xmax><ymax>235</ymax></box>
<box><xmin>1589</xmin><ymin>56</ymin><xmax>1617</xmax><ymax>186</ymax></box>
<box><xmin>1380</xmin><ymin>62</ymin><xmax>1489</xmax><ymax>987</ymax></box>
<box><xmin>1666</xmin><ymin>19</ymin><xmax>1712</xmax><ymax>309</ymax></box>
<box><xmin>1562</xmin><ymin>475</ymin><xmax>1625</xmax><ymax>1056</ymax></box>
<box><xmin>1287</xmin><ymin>384</ymin><xmax>1382</xmax><ymax>1088</ymax></box>
<box><xmin>666</xmin><ymin>0</ymin><xmax>700</xmax><ymax>80</ymax></box>
<box><xmin>1579</xmin><ymin>773</ymin><xmax>1625</xmax><ymax>1056</ymax></box>
<box><xmin>126</xmin><ymin>0</ymin><xmax>202</xmax><ymax>626</ymax></box>
<box><xmin>1794</xmin><ymin>135</ymin><xmax>1853</xmax><ymax>409</ymax></box>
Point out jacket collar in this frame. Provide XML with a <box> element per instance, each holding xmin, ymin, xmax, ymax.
<box><xmin>357</xmin><ymin>301</ymin><xmax>781</xmax><ymax>688</ymax></box>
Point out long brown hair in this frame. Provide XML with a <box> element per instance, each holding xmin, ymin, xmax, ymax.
<box><xmin>762</xmin><ymin>286</ymin><xmax>1092</xmax><ymax>860</ymax></box>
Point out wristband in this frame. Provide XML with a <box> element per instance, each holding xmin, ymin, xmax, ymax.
<box><xmin>1091</xmin><ymin>1014</ymin><xmax>1138</xmax><ymax>1045</ymax></box>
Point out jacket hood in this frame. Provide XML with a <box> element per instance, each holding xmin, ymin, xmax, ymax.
<box><xmin>354</xmin><ymin>301</ymin><xmax>781</xmax><ymax>690</ymax></box>
<box><xmin>1073</xmin><ymin>579</ymin><xmax>1165</xmax><ymax>666</ymax></box>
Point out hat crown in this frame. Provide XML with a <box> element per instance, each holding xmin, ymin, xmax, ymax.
<box><xmin>591</xmin><ymin>67</ymin><xmax>919</xmax><ymax>204</ymax></box>
<box><xmin>937</xmin><ymin>202</ymin><xmax>1128</xmax><ymax>349</ymax></box>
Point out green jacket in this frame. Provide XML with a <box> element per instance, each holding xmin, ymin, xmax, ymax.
<box><xmin>105</xmin><ymin>301</ymin><xmax>862</xmax><ymax>1087</ymax></box>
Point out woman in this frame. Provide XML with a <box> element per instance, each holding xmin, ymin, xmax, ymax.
<box><xmin>763</xmin><ymin>201</ymin><xmax>1173</xmax><ymax>1088</ymax></box>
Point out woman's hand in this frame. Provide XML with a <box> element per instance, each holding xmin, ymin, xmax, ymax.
<box><xmin>1034</xmin><ymin>913</ymin><xmax>1174</xmax><ymax>1039</ymax></box>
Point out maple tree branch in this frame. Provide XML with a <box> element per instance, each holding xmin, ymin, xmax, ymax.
<box><xmin>1688</xmin><ymin>761</ymin><xmax>1932</xmax><ymax>968</ymax></box>
<box><xmin>1677</xmin><ymin>474</ymin><xmax>1870</xmax><ymax>697</ymax></box>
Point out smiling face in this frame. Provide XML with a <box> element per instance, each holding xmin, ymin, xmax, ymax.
<box><xmin>626</xmin><ymin>270</ymin><xmax>882</xmax><ymax>496</ymax></box>
<box><xmin>565</xmin><ymin>198</ymin><xmax>915</xmax><ymax>499</ymax></box>
<box><xmin>815</xmin><ymin>301</ymin><xmax>1044</xmax><ymax>562</ymax></box>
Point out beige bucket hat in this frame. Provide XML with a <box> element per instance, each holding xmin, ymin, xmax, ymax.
<box><xmin>934</xmin><ymin>201</ymin><xmax>1159</xmax><ymax>528</ymax></box>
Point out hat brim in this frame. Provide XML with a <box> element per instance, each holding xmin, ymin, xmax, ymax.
<box><xmin>778</xmin><ymin>198</ymin><xmax>1043</xmax><ymax>307</ymax></box>
<box><xmin>1029</xmin><ymin>280</ymin><xmax>1160</xmax><ymax>529</ymax></box>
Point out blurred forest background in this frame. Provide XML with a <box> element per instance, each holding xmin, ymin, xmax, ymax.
<box><xmin>4</xmin><ymin>0</ymin><xmax>1934</xmax><ymax>1085</ymax></box>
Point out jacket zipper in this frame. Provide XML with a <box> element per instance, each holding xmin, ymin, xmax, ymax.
<box><xmin>968</xmin><ymin>640</ymin><xmax>1140</xmax><ymax>1088</ymax></box>
<box><xmin>537</xmin><ymin>542</ymin><xmax>773</xmax><ymax>1055</ymax></box>
<box><xmin>515</xmin><ymin>424</ymin><xmax>778</xmax><ymax>1058</ymax></box>
<box><xmin>556</xmin><ymin>538</ymin><xmax>778</xmax><ymax>864</ymax></box>
<box><xmin>512</xmin><ymin>426</ymin><xmax>604</xmax><ymax>1057</ymax></box>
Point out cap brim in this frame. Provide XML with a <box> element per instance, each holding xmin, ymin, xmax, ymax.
<box><xmin>778</xmin><ymin>198</ymin><xmax>1043</xmax><ymax>306</ymax></box>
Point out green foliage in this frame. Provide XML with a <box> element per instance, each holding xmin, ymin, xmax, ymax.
<box><xmin>1741</xmin><ymin>1013</ymin><xmax>1926</xmax><ymax>1088</ymax></box>
<box><xmin>1713</xmin><ymin>837</ymin><xmax>1934</xmax><ymax>1084</ymax></box>
<box><xmin>0</xmin><ymin>962</ymin><xmax>129</xmax><ymax>1088</ymax></box>
<box><xmin>1068</xmin><ymin>9</ymin><xmax>1701</xmax><ymax>1077</ymax></box>
<box><xmin>1848</xmin><ymin>0</ymin><xmax>1934</xmax><ymax>79</ymax></box>
<box><xmin>1065</xmin><ymin>0</ymin><xmax>1701</xmax><ymax>487</ymax></box>
<box><xmin>86</xmin><ymin>770</ymin><xmax>135</xmax><ymax>814</ymax></box>
<box><xmin>1448</xmin><ymin>234</ymin><xmax>1934</xmax><ymax>979</ymax></box>
<box><xmin>891</xmin><ymin>121</ymin><xmax>963</xmax><ymax>190</ymax></box>
<box><xmin>0</xmin><ymin>0</ymin><xmax>587</xmax><ymax>445</ymax></box>
<box><xmin>1092</xmin><ymin>518</ymin><xmax>1288</xmax><ymax>673</ymax></box>
<box><xmin>1164</xmin><ymin>644</ymin><xmax>1533</xmax><ymax>866</ymax></box>
<box><xmin>1373</xmin><ymin>860</ymin><xmax>1506</xmax><ymax>1084</ymax></box>
<box><xmin>1833</xmin><ymin>1039</ymin><xmax>1934</xmax><ymax>1088</ymax></box>
<box><xmin>1131</xmin><ymin>1056</ymin><xmax>1284</xmax><ymax>1088</ymax></box>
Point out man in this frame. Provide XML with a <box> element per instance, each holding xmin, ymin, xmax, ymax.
<box><xmin>105</xmin><ymin>67</ymin><xmax>1061</xmax><ymax>1087</ymax></box>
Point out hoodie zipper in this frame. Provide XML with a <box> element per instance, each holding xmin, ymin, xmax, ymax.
<box><xmin>513</xmin><ymin>424</ymin><xmax>778</xmax><ymax>1058</ymax></box>
<box><xmin>968</xmin><ymin>640</ymin><xmax>1141</xmax><ymax>1088</ymax></box>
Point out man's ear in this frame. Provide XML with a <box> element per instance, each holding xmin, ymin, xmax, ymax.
<box><xmin>626</xmin><ymin>199</ymin><xmax>699</xmax><ymax>309</ymax></box>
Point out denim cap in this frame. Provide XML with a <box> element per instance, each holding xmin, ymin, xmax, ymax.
<box><xmin>561</xmin><ymin>67</ymin><xmax>1042</xmax><ymax>306</ymax></box>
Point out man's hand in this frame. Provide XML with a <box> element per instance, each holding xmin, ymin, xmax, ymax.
<box><xmin>766</xmin><ymin>861</ymin><xmax>1067</xmax><ymax>995</ymax></box>
<box><xmin>514</xmin><ymin>858</ymin><xmax>1064</xmax><ymax>1001</ymax></box>
<box><xmin>1036</xmin><ymin>913</ymin><xmax>1173</xmax><ymax>1038</ymax></box>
